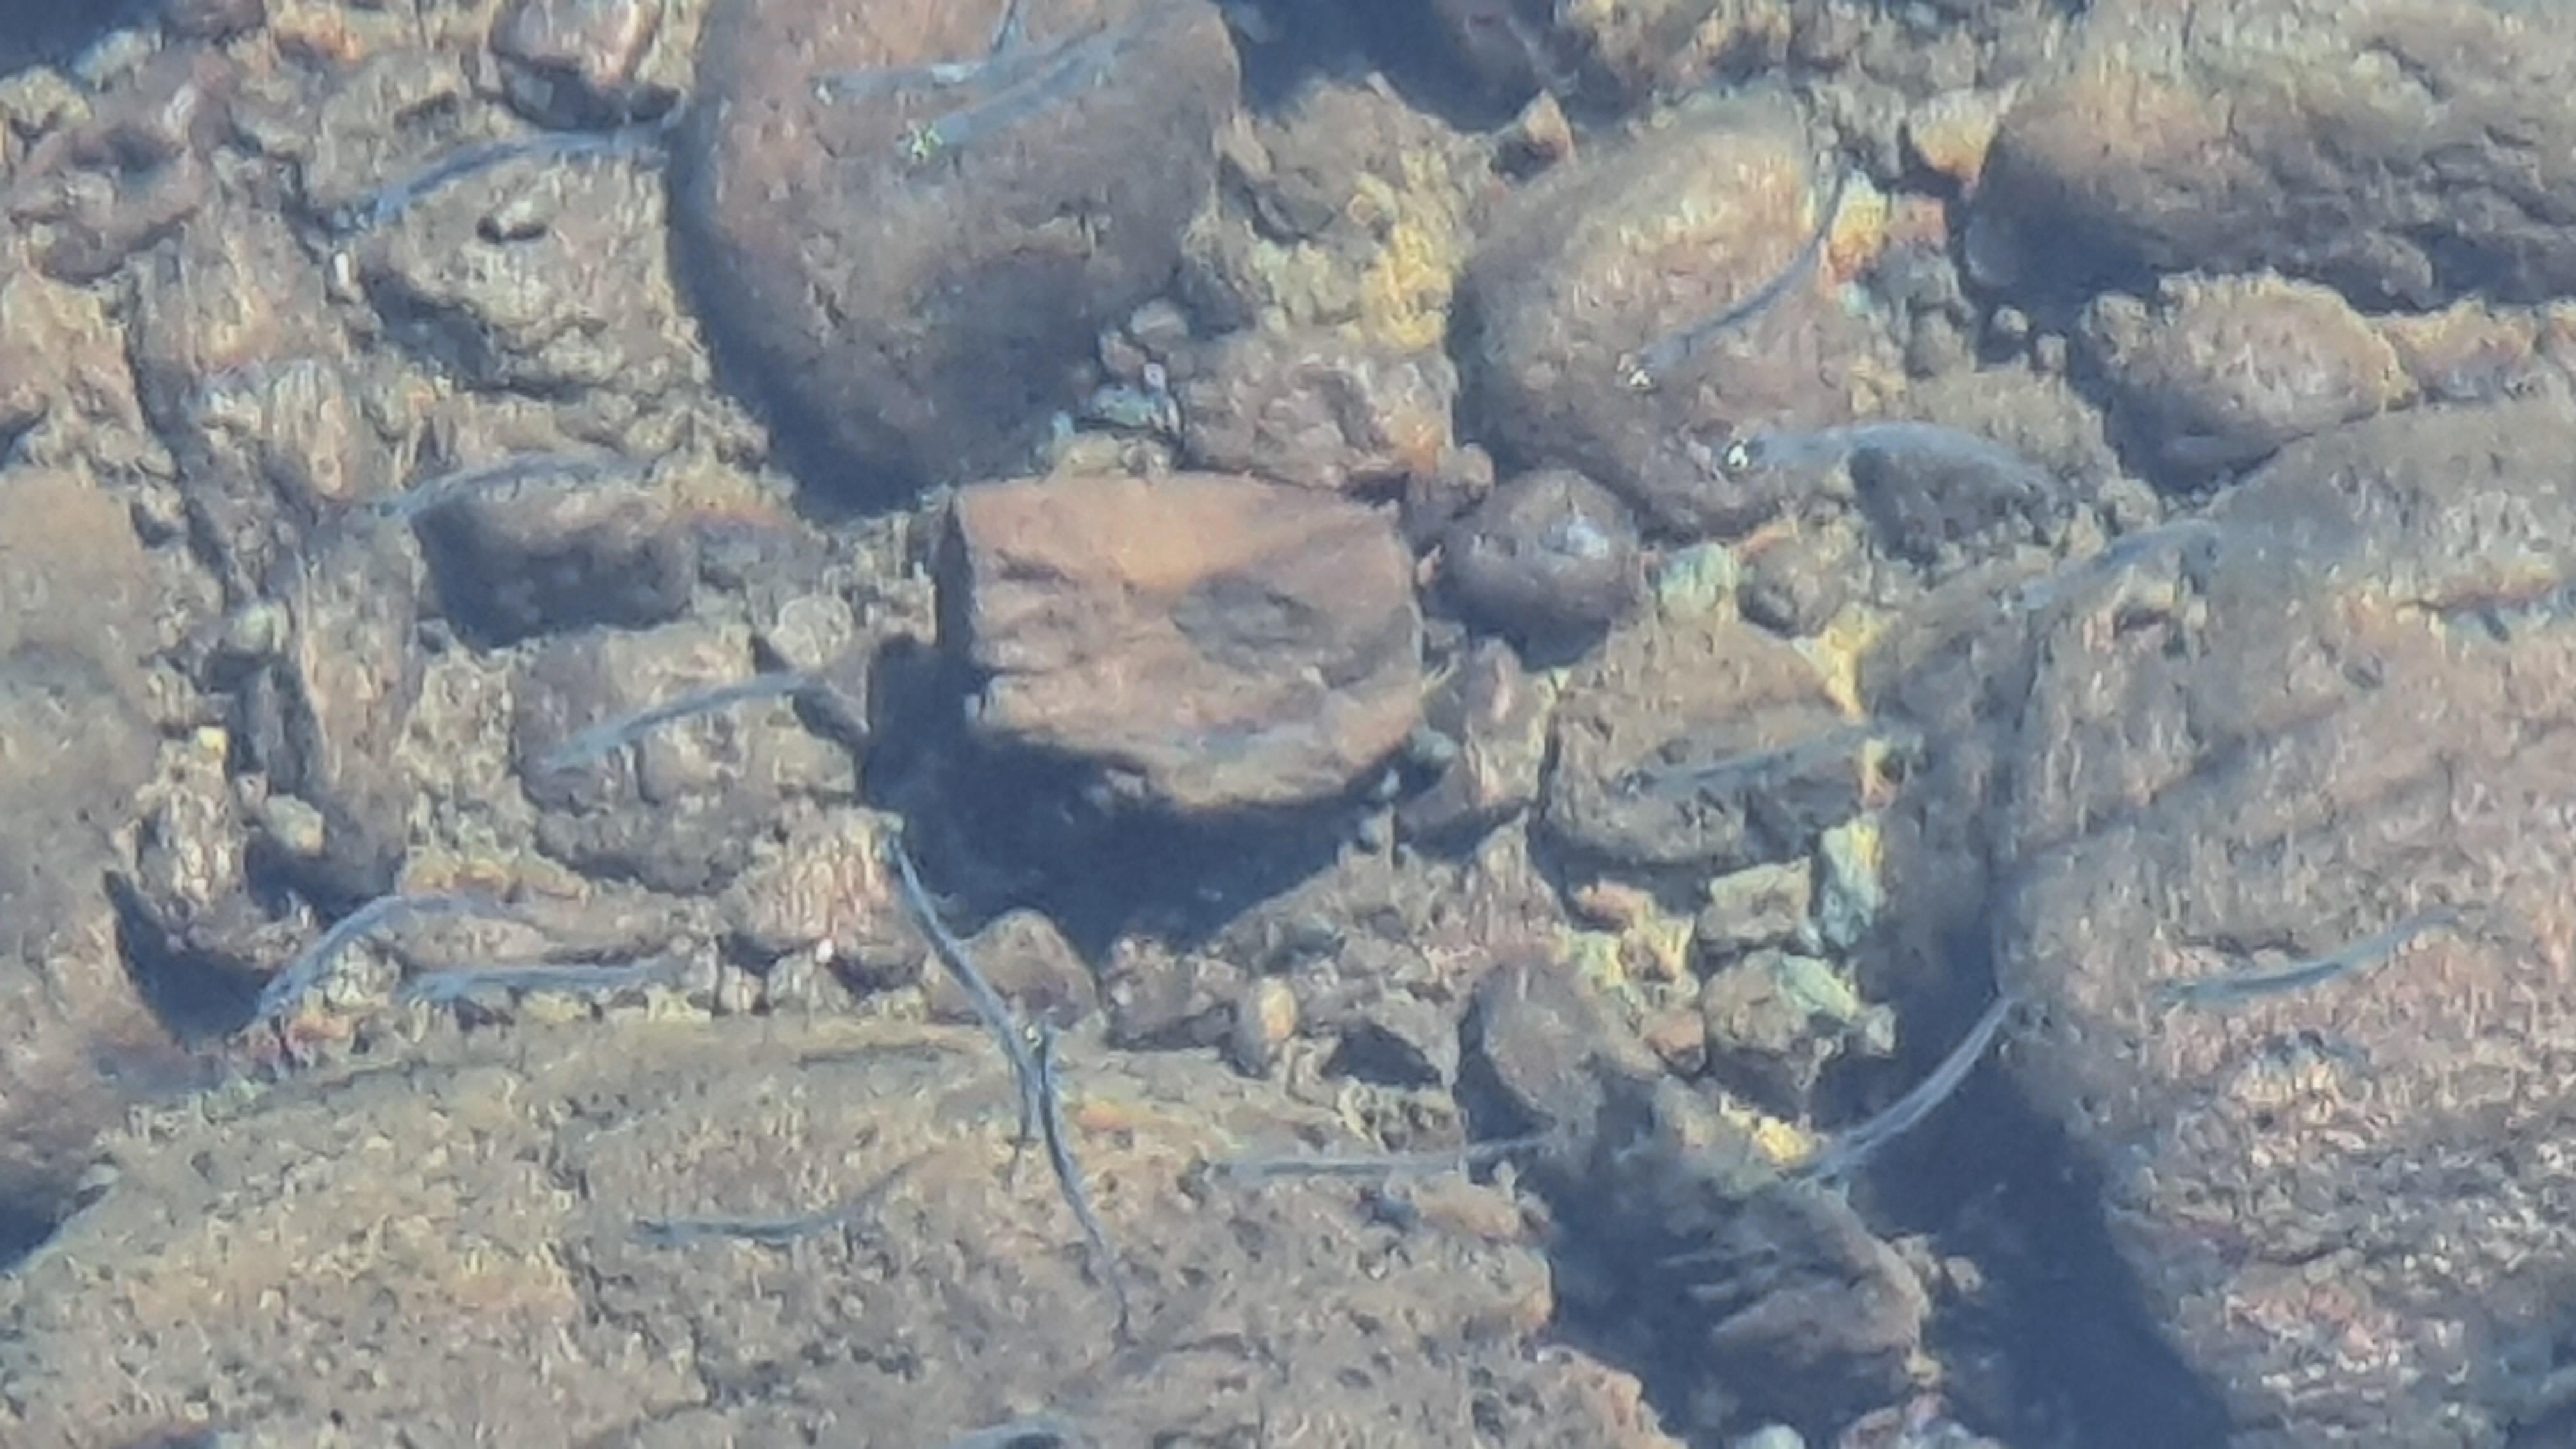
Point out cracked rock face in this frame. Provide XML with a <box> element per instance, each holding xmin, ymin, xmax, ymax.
<box><xmin>1989</xmin><ymin>397</ymin><xmax>2576</xmax><ymax>1448</ymax></box>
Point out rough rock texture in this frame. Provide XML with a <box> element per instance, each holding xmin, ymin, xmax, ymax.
<box><xmin>1441</xmin><ymin>466</ymin><xmax>1641</xmax><ymax>656</ymax></box>
<box><xmin>1397</xmin><ymin>638</ymin><xmax>1553</xmax><ymax>847</ymax></box>
<box><xmin>1988</xmin><ymin>397</ymin><xmax>2576</xmax><ymax>1447</ymax></box>
<box><xmin>1176</xmin><ymin>329</ymin><xmax>1457</xmax><ymax>496</ymax></box>
<box><xmin>489</xmin><ymin>0</ymin><xmax>670</xmax><ymax>127</ymax></box>
<box><xmin>0</xmin><ymin>1014</ymin><xmax>1683</xmax><ymax>1449</ymax></box>
<box><xmin>1176</xmin><ymin>75</ymin><xmax>1480</xmax><ymax>355</ymax></box>
<box><xmin>674</xmin><ymin>0</ymin><xmax>1239</xmax><ymax>501</ymax></box>
<box><xmin>1464</xmin><ymin>957</ymin><xmax>1930</xmax><ymax>1441</ymax></box>
<box><xmin>5</xmin><ymin>50</ymin><xmax>231</xmax><ymax>285</ymax></box>
<box><xmin>352</xmin><ymin>132</ymin><xmax>692</xmax><ymax>409</ymax></box>
<box><xmin>240</xmin><ymin>519</ymin><xmax>425</xmax><ymax>907</ymax></box>
<box><xmin>1461</xmin><ymin>96</ymin><xmax>1891</xmax><ymax>538</ymax></box>
<box><xmin>0</xmin><ymin>252</ymin><xmax>155</xmax><ymax>480</ymax></box>
<box><xmin>516</xmin><ymin>622</ymin><xmax>855</xmax><ymax>894</ymax></box>
<box><xmin>0</xmin><ymin>469</ymin><xmax>176</xmax><ymax>1231</ymax></box>
<box><xmin>2080</xmin><ymin>272</ymin><xmax>2411</xmax><ymax>479</ymax></box>
<box><xmin>408</xmin><ymin>454</ymin><xmax>696</xmax><ymax>645</ymax></box>
<box><xmin>939</xmin><ymin>471</ymin><xmax>1423</xmax><ymax>816</ymax></box>
<box><xmin>1540</xmin><ymin>613</ymin><xmax>1869</xmax><ymax>883</ymax></box>
<box><xmin>1975</xmin><ymin>0</ymin><xmax>2576</xmax><ymax>308</ymax></box>
<box><xmin>1420</xmin><ymin>0</ymin><xmax>1768</xmax><ymax>113</ymax></box>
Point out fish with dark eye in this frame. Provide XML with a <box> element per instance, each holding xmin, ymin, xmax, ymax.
<box><xmin>1707</xmin><ymin>420</ymin><xmax>2065</xmax><ymax>564</ymax></box>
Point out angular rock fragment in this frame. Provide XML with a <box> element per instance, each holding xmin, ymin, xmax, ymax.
<box><xmin>1462</xmin><ymin>957</ymin><xmax>1928</xmax><ymax>1441</ymax></box>
<box><xmin>241</xmin><ymin>522</ymin><xmax>424</xmax><ymax>905</ymax></box>
<box><xmin>939</xmin><ymin>471</ymin><xmax>1423</xmax><ymax>815</ymax></box>
<box><xmin>489</xmin><ymin>0</ymin><xmax>670</xmax><ymax>127</ymax></box>
<box><xmin>1541</xmin><ymin>613</ymin><xmax>1867</xmax><ymax>880</ymax></box>
<box><xmin>1177</xmin><ymin>330</ymin><xmax>1457</xmax><ymax>495</ymax></box>
<box><xmin>351</xmin><ymin>134</ymin><xmax>689</xmax><ymax>406</ymax></box>
<box><xmin>6</xmin><ymin>50</ymin><xmax>231</xmax><ymax>284</ymax></box>
<box><xmin>1397</xmin><ymin>638</ymin><xmax>1552</xmax><ymax>847</ymax></box>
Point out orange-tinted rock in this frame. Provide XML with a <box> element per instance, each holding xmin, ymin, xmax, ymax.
<box><xmin>940</xmin><ymin>471</ymin><xmax>1423</xmax><ymax>815</ymax></box>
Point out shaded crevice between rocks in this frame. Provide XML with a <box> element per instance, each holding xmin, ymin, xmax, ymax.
<box><xmin>1905</xmin><ymin>1084</ymin><xmax>2235</xmax><ymax>1449</ymax></box>
<box><xmin>103</xmin><ymin>873</ymin><xmax>264</xmax><ymax>1043</ymax></box>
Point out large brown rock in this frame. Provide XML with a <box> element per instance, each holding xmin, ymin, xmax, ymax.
<box><xmin>939</xmin><ymin>471</ymin><xmax>1423</xmax><ymax>815</ymax></box>
<box><xmin>1975</xmin><ymin>0</ymin><xmax>2576</xmax><ymax>308</ymax></box>
<box><xmin>673</xmin><ymin>0</ymin><xmax>1238</xmax><ymax>502</ymax></box>
<box><xmin>1986</xmin><ymin>397</ymin><xmax>2576</xmax><ymax>1446</ymax></box>
<box><xmin>0</xmin><ymin>1013</ymin><xmax>1674</xmax><ymax>1449</ymax></box>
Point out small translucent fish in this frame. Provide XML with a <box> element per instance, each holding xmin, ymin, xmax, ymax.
<box><xmin>634</xmin><ymin>1157</ymin><xmax>920</xmax><ymax>1247</ymax></box>
<box><xmin>905</xmin><ymin>16</ymin><xmax>1144</xmax><ymax>165</ymax></box>
<box><xmin>885</xmin><ymin>829</ymin><xmax>1048</xmax><ymax>1153</ymax></box>
<box><xmin>1712</xmin><ymin>420</ymin><xmax>2051</xmax><ymax>498</ymax></box>
<box><xmin>1033</xmin><ymin>1022</ymin><xmax>1130</xmax><ymax>1341</ymax></box>
<box><xmin>933</xmin><ymin>1418</ymin><xmax>1091</xmax><ymax>1449</ymax></box>
<box><xmin>1615</xmin><ymin>721</ymin><xmax>1920</xmax><ymax>804</ymax></box>
<box><xmin>254</xmin><ymin>891</ymin><xmax>519</xmax><ymax>1023</ymax></box>
<box><xmin>1208</xmin><ymin>1134</ymin><xmax>1547</xmax><ymax>1187</ymax></box>
<box><xmin>364</xmin><ymin>451</ymin><xmax>646</xmax><ymax>523</ymax></box>
<box><xmin>1791</xmin><ymin>993</ymin><xmax>2019</xmax><ymax>1183</ymax></box>
<box><xmin>397</xmin><ymin>956</ymin><xmax>683</xmax><ymax>1008</ymax></box>
<box><xmin>1621</xmin><ymin>164</ymin><xmax>1850</xmax><ymax>392</ymax></box>
<box><xmin>321</xmin><ymin>122</ymin><xmax>667</xmax><ymax>237</ymax></box>
<box><xmin>528</xmin><ymin>671</ymin><xmax>817</xmax><ymax>778</ymax></box>
<box><xmin>2154</xmin><ymin>907</ymin><xmax>2464</xmax><ymax>1012</ymax></box>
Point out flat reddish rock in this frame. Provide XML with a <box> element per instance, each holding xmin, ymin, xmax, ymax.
<box><xmin>940</xmin><ymin>471</ymin><xmax>1423</xmax><ymax>815</ymax></box>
